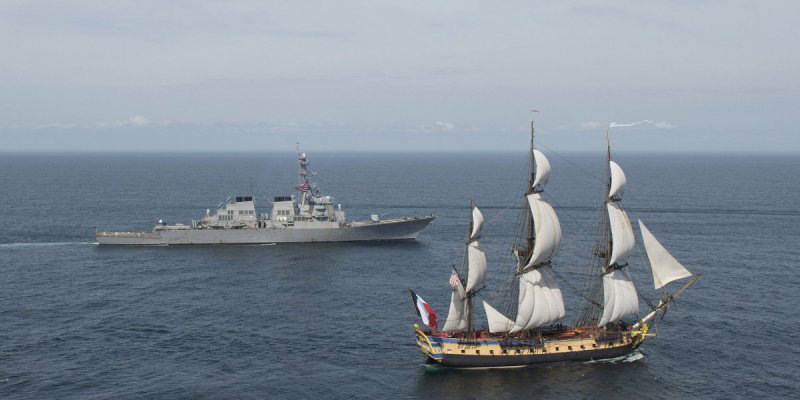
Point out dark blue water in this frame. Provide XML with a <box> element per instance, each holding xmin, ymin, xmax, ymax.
<box><xmin>1</xmin><ymin>152</ymin><xmax>798</xmax><ymax>399</ymax></box>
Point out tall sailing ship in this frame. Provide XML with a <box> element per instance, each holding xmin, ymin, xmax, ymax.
<box><xmin>411</xmin><ymin>122</ymin><xmax>700</xmax><ymax>368</ymax></box>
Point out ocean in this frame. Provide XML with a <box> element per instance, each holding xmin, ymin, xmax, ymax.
<box><xmin>0</xmin><ymin>152</ymin><xmax>798</xmax><ymax>399</ymax></box>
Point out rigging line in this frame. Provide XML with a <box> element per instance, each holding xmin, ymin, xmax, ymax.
<box><xmin>471</xmin><ymin>150</ymin><xmax>530</xmax><ymax>226</ymax></box>
<box><xmin>540</xmin><ymin>189</ymin><xmax>598</xmax><ymax>257</ymax></box>
<box><xmin>536</xmin><ymin>140</ymin><xmax>605</xmax><ymax>184</ymax></box>
<box><xmin>550</xmin><ymin>268</ymin><xmax>603</xmax><ymax>309</ymax></box>
<box><xmin>607</xmin><ymin>148</ymin><xmax>665</xmax><ymax>225</ymax></box>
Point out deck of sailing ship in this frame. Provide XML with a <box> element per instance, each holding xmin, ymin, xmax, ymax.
<box><xmin>412</xmin><ymin>121</ymin><xmax>700</xmax><ymax>368</ymax></box>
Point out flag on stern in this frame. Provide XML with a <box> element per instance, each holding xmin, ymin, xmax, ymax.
<box><xmin>409</xmin><ymin>290</ymin><xmax>438</xmax><ymax>330</ymax></box>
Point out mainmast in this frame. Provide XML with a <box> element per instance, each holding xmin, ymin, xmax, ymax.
<box><xmin>502</xmin><ymin>121</ymin><xmax>566</xmax><ymax>334</ymax></box>
<box><xmin>526</xmin><ymin>121</ymin><xmax>537</xmax><ymax>257</ymax></box>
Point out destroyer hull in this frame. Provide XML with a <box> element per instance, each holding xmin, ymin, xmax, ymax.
<box><xmin>415</xmin><ymin>324</ymin><xmax>645</xmax><ymax>368</ymax></box>
<box><xmin>97</xmin><ymin>216</ymin><xmax>434</xmax><ymax>245</ymax></box>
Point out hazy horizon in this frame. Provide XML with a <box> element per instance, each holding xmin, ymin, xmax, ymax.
<box><xmin>1</xmin><ymin>1</ymin><xmax>797</xmax><ymax>153</ymax></box>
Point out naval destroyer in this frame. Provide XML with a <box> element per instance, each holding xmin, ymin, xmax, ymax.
<box><xmin>97</xmin><ymin>151</ymin><xmax>434</xmax><ymax>245</ymax></box>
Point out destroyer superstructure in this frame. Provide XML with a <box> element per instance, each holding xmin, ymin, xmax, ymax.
<box><xmin>411</xmin><ymin>121</ymin><xmax>699</xmax><ymax>368</ymax></box>
<box><xmin>97</xmin><ymin>151</ymin><xmax>434</xmax><ymax>245</ymax></box>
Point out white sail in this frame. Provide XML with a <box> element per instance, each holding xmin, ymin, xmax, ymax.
<box><xmin>469</xmin><ymin>206</ymin><xmax>484</xmax><ymax>240</ymax></box>
<box><xmin>599</xmin><ymin>269</ymin><xmax>639</xmax><ymax>327</ymax></box>
<box><xmin>465</xmin><ymin>241</ymin><xmax>487</xmax><ymax>292</ymax></box>
<box><xmin>442</xmin><ymin>280</ymin><xmax>468</xmax><ymax>332</ymax></box>
<box><xmin>607</xmin><ymin>202</ymin><xmax>635</xmax><ymax>266</ymax></box>
<box><xmin>509</xmin><ymin>271</ymin><xmax>535</xmax><ymax>333</ymax></box>
<box><xmin>639</xmin><ymin>220</ymin><xmax>693</xmax><ymax>289</ymax></box>
<box><xmin>524</xmin><ymin>266</ymin><xmax>566</xmax><ymax>329</ymax></box>
<box><xmin>609</xmin><ymin>161</ymin><xmax>626</xmax><ymax>199</ymax></box>
<box><xmin>532</xmin><ymin>149</ymin><xmax>551</xmax><ymax>188</ymax></box>
<box><xmin>523</xmin><ymin>193</ymin><xmax>562</xmax><ymax>268</ymax></box>
<box><xmin>483</xmin><ymin>301</ymin><xmax>514</xmax><ymax>333</ymax></box>
<box><xmin>509</xmin><ymin>268</ymin><xmax>565</xmax><ymax>332</ymax></box>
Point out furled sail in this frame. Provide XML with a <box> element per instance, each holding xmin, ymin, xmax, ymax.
<box><xmin>442</xmin><ymin>280</ymin><xmax>468</xmax><ymax>332</ymax></box>
<box><xmin>609</xmin><ymin>161</ymin><xmax>626</xmax><ymax>199</ymax></box>
<box><xmin>599</xmin><ymin>269</ymin><xmax>639</xmax><ymax>327</ymax></box>
<box><xmin>607</xmin><ymin>202</ymin><xmax>635</xmax><ymax>266</ymax></box>
<box><xmin>465</xmin><ymin>241</ymin><xmax>487</xmax><ymax>292</ymax></box>
<box><xmin>470</xmin><ymin>206</ymin><xmax>484</xmax><ymax>240</ymax></box>
<box><xmin>638</xmin><ymin>220</ymin><xmax>693</xmax><ymax>289</ymax></box>
<box><xmin>523</xmin><ymin>193</ymin><xmax>562</xmax><ymax>268</ymax></box>
<box><xmin>483</xmin><ymin>301</ymin><xmax>514</xmax><ymax>333</ymax></box>
<box><xmin>509</xmin><ymin>267</ymin><xmax>566</xmax><ymax>332</ymax></box>
<box><xmin>532</xmin><ymin>149</ymin><xmax>551</xmax><ymax>188</ymax></box>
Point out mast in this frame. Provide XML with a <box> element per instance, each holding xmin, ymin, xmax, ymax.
<box><xmin>527</xmin><ymin>121</ymin><xmax>536</xmax><ymax>255</ymax></box>
<box><xmin>444</xmin><ymin>200</ymin><xmax>486</xmax><ymax>334</ymax></box>
<box><xmin>466</xmin><ymin>200</ymin><xmax>475</xmax><ymax>333</ymax></box>
<box><xmin>605</xmin><ymin>128</ymin><xmax>613</xmax><ymax>272</ymax></box>
<box><xmin>504</xmin><ymin>123</ymin><xmax>565</xmax><ymax>333</ymax></box>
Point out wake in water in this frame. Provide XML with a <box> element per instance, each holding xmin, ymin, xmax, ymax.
<box><xmin>0</xmin><ymin>241</ymin><xmax>97</xmax><ymax>248</ymax></box>
<box><xmin>584</xmin><ymin>349</ymin><xmax>645</xmax><ymax>365</ymax></box>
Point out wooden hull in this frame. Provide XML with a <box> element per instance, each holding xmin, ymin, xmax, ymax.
<box><xmin>415</xmin><ymin>324</ymin><xmax>647</xmax><ymax>368</ymax></box>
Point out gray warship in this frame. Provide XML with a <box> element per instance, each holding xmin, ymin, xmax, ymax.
<box><xmin>96</xmin><ymin>151</ymin><xmax>435</xmax><ymax>245</ymax></box>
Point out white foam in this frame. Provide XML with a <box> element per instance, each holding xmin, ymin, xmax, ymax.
<box><xmin>584</xmin><ymin>349</ymin><xmax>645</xmax><ymax>364</ymax></box>
<box><xmin>0</xmin><ymin>241</ymin><xmax>96</xmax><ymax>248</ymax></box>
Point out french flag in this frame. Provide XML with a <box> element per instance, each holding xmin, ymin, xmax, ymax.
<box><xmin>410</xmin><ymin>290</ymin><xmax>438</xmax><ymax>331</ymax></box>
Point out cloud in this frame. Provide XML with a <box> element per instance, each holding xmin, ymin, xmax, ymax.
<box><xmin>97</xmin><ymin>115</ymin><xmax>154</xmax><ymax>128</ymax></box>
<box><xmin>434</xmin><ymin>121</ymin><xmax>456</xmax><ymax>131</ymax></box>
<box><xmin>578</xmin><ymin>121</ymin><xmax>604</xmax><ymax>129</ymax></box>
<box><xmin>5</xmin><ymin>115</ymin><xmax>173</xmax><ymax>130</ymax></box>
<box><xmin>653</xmin><ymin>121</ymin><xmax>673</xmax><ymax>129</ymax></box>
<box><xmin>609</xmin><ymin>120</ymin><xmax>674</xmax><ymax>129</ymax></box>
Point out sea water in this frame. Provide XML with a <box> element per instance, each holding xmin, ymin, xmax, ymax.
<box><xmin>0</xmin><ymin>152</ymin><xmax>797</xmax><ymax>399</ymax></box>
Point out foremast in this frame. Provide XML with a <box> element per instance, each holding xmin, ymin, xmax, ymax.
<box><xmin>577</xmin><ymin>127</ymin><xmax>700</xmax><ymax>331</ymax></box>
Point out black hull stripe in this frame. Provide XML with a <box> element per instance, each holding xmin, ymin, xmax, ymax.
<box><xmin>433</xmin><ymin>344</ymin><xmax>635</xmax><ymax>368</ymax></box>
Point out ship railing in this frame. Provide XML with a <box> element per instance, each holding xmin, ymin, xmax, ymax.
<box><xmin>96</xmin><ymin>230</ymin><xmax>161</xmax><ymax>239</ymax></box>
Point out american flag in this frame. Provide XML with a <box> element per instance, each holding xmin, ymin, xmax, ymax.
<box><xmin>294</xmin><ymin>181</ymin><xmax>310</xmax><ymax>192</ymax></box>
<box><xmin>449</xmin><ymin>270</ymin><xmax>460</xmax><ymax>289</ymax></box>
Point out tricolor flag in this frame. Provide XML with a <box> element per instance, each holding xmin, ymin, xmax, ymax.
<box><xmin>409</xmin><ymin>290</ymin><xmax>438</xmax><ymax>330</ymax></box>
<box><xmin>294</xmin><ymin>181</ymin><xmax>310</xmax><ymax>192</ymax></box>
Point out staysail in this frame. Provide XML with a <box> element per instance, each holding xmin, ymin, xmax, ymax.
<box><xmin>639</xmin><ymin>220</ymin><xmax>693</xmax><ymax>289</ymax></box>
<box><xmin>483</xmin><ymin>301</ymin><xmax>515</xmax><ymax>333</ymax></box>
<box><xmin>442</xmin><ymin>279</ymin><xmax>468</xmax><ymax>332</ymax></box>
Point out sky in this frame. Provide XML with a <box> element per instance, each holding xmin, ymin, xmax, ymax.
<box><xmin>0</xmin><ymin>0</ymin><xmax>797</xmax><ymax>152</ymax></box>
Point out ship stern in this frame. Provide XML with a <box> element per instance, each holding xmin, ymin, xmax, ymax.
<box><xmin>414</xmin><ymin>324</ymin><xmax>443</xmax><ymax>364</ymax></box>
